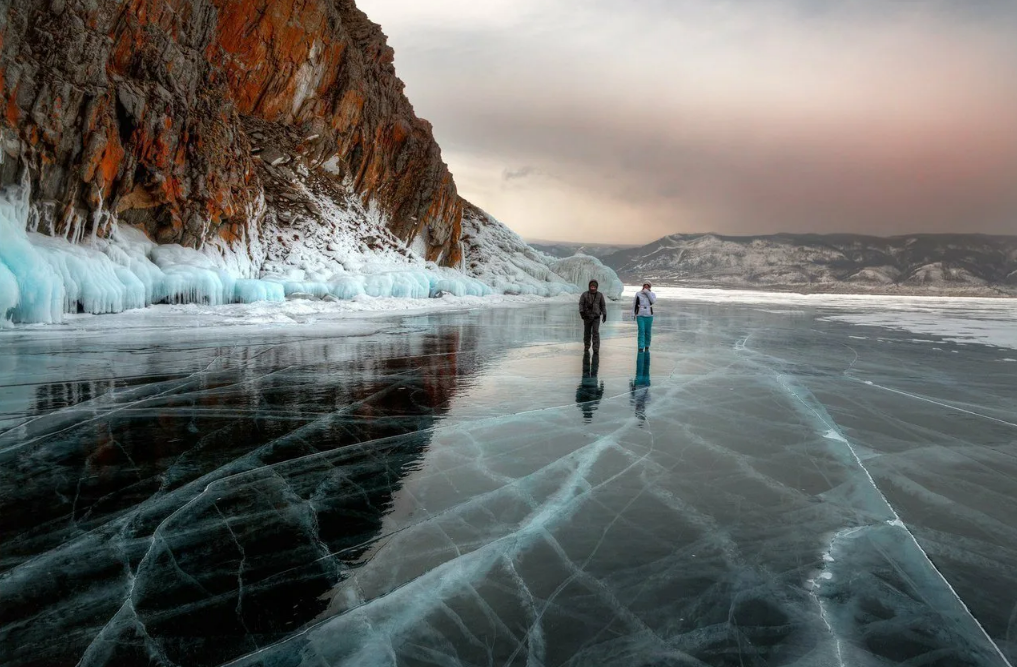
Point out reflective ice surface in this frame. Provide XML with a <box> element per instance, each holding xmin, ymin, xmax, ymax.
<box><xmin>1</xmin><ymin>297</ymin><xmax>1016</xmax><ymax>667</ymax></box>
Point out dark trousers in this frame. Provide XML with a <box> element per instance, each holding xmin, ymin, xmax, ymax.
<box><xmin>583</xmin><ymin>317</ymin><xmax>602</xmax><ymax>351</ymax></box>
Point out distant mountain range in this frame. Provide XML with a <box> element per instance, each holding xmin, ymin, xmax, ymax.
<box><xmin>586</xmin><ymin>233</ymin><xmax>1017</xmax><ymax>296</ymax></box>
<box><xmin>528</xmin><ymin>241</ymin><xmax>639</xmax><ymax>260</ymax></box>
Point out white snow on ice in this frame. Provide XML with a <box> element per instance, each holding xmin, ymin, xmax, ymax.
<box><xmin>628</xmin><ymin>286</ymin><xmax>1017</xmax><ymax>351</ymax></box>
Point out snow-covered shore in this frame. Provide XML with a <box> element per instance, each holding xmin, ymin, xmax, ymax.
<box><xmin>0</xmin><ymin>292</ymin><xmax>578</xmax><ymax>337</ymax></box>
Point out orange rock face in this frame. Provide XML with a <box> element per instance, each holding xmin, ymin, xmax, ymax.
<box><xmin>0</xmin><ymin>0</ymin><xmax>463</xmax><ymax>265</ymax></box>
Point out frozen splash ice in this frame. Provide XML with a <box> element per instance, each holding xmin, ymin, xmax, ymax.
<box><xmin>0</xmin><ymin>186</ymin><xmax>290</xmax><ymax>325</ymax></box>
<box><xmin>0</xmin><ymin>181</ymin><xmax>617</xmax><ymax>325</ymax></box>
<box><xmin>549</xmin><ymin>254</ymin><xmax>624</xmax><ymax>300</ymax></box>
<box><xmin>0</xmin><ymin>184</ymin><xmax>64</xmax><ymax>324</ymax></box>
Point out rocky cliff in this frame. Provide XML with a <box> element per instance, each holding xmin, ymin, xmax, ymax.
<box><xmin>0</xmin><ymin>0</ymin><xmax>463</xmax><ymax>266</ymax></box>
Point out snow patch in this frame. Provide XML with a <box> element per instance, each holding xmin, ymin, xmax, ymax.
<box><xmin>630</xmin><ymin>286</ymin><xmax>1017</xmax><ymax>351</ymax></box>
<box><xmin>822</xmin><ymin>429</ymin><xmax>848</xmax><ymax>443</ymax></box>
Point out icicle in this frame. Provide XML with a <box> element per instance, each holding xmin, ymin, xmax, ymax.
<box><xmin>89</xmin><ymin>194</ymin><xmax>101</xmax><ymax>247</ymax></box>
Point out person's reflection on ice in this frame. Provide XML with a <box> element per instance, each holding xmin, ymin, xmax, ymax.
<box><xmin>575</xmin><ymin>350</ymin><xmax>605</xmax><ymax>423</ymax></box>
<box><xmin>630</xmin><ymin>351</ymin><xmax>651</xmax><ymax>423</ymax></box>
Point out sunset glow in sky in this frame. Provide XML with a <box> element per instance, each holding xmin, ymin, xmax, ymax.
<box><xmin>359</xmin><ymin>0</ymin><xmax>1017</xmax><ymax>243</ymax></box>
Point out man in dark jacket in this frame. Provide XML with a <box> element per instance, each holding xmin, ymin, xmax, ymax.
<box><xmin>578</xmin><ymin>280</ymin><xmax>607</xmax><ymax>353</ymax></box>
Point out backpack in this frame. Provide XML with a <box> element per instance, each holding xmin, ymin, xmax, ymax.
<box><xmin>634</xmin><ymin>293</ymin><xmax>653</xmax><ymax>316</ymax></box>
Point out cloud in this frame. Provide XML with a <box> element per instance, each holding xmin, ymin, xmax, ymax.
<box><xmin>361</xmin><ymin>0</ymin><xmax>1017</xmax><ymax>242</ymax></box>
<box><xmin>502</xmin><ymin>166</ymin><xmax>540</xmax><ymax>181</ymax></box>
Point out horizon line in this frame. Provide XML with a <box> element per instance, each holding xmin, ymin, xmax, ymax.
<box><xmin>525</xmin><ymin>230</ymin><xmax>1017</xmax><ymax>245</ymax></box>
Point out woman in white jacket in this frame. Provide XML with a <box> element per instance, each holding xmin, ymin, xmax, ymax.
<box><xmin>634</xmin><ymin>282</ymin><xmax>656</xmax><ymax>351</ymax></box>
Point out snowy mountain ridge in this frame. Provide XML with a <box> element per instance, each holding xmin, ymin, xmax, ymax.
<box><xmin>600</xmin><ymin>232</ymin><xmax>1017</xmax><ymax>296</ymax></box>
<box><xmin>527</xmin><ymin>241</ymin><xmax>639</xmax><ymax>260</ymax></box>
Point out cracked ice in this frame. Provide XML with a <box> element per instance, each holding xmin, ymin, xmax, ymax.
<box><xmin>1</xmin><ymin>297</ymin><xmax>1016</xmax><ymax>666</ymax></box>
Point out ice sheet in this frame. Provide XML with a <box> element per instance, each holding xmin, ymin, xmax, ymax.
<box><xmin>1</xmin><ymin>296</ymin><xmax>1015</xmax><ymax>666</ymax></box>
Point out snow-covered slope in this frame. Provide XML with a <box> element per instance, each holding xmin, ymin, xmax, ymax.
<box><xmin>459</xmin><ymin>204</ymin><xmax>623</xmax><ymax>299</ymax></box>
<box><xmin>601</xmin><ymin>233</ymin><xmax>1017</xmax><ymax>296</ymax></box>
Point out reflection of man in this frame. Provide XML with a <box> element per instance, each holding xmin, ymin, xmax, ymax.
<box><xmin>630</xmin><ymin>351</ymin><xmax>651</xmax><ymax>422</ymax></box>
<box><xmin>576</xmin><ymin>350</ymin><xmax>605</xmax><ymax>423</ymax></box>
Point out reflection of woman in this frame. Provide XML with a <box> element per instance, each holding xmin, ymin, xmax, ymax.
<box><xmin>576</xmin><ymin>351</ymin><xmax>605</xmax><ymax>423</ymax></box>
<box><xmin>629</xmin><ymin>351</ymin><xmax>651</xmax><ymax>422</ymax></box>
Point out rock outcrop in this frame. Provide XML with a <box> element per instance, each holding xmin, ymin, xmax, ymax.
<box><xmin>0</xmin><ymin>0</ymin><xmax>463</xmax><ymax>267</ymax></box>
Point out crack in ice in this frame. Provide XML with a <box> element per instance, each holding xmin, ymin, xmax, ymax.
<box><xmin>777</xmin><ymin>371</ymin><xmax>1015</xmax><ymax>667</ymax></box>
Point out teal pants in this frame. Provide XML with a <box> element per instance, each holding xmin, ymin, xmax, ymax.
<box><xmin>637</xmin><ymin>315</ymin><xmax>653</xmax><ymax>349</ymax></box>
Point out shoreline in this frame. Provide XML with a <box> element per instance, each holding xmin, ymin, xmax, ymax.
<box><xmin>0</xmin><ymin>293</ymin><xmax>580</xmax><ymax>338</ymax></box>
<box><xmin>621</xmin><ymin>284</ymin><xmax>1017</xmax><ymax>304</ymax></box>
<box><xmin>618</xmin><ymin>281</ymin><xmax>1016</xmax><ymax>299</ymax></box>
<box><xmin>6</xmin><ymin>286</ymin><xmax>1015</xmax><ymax>349</ymax></box>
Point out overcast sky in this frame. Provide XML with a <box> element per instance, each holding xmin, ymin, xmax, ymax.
<box><xmin>359</xmin><ymin>0</ymin><xmax>1017</xmax><ymax>243</ymax></box>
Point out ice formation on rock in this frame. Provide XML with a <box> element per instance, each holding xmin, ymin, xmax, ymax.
<box><xmin>1</xmin><ymin>183</ymin><xmax>622</xmax><ymax>325</ymax></box>
<box><xmin>0</xmin><ymin>184</ymin><xmax>286</xmax><ymax>326</ymax></box>
<box><xmin>0</xmin><ymin>187</ymin><xmax>64</xmax><ymax>324</ymax></box>
<box><xmin>549</xmin><ymin>255</ymin><xmax>625</xmax><ymax>300</ymax></box>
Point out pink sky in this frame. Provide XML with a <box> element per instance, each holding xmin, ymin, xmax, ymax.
<box><xmin>360</xmin><ymin>0</ymin><xmax>1017</xmax><ymax>243</ymax></box>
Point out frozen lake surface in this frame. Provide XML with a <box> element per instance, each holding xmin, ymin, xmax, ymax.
<box><xmin>1</xmin><ymin>293</ymin><xmax>1016</xmax><ymax>666</ymax></box>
